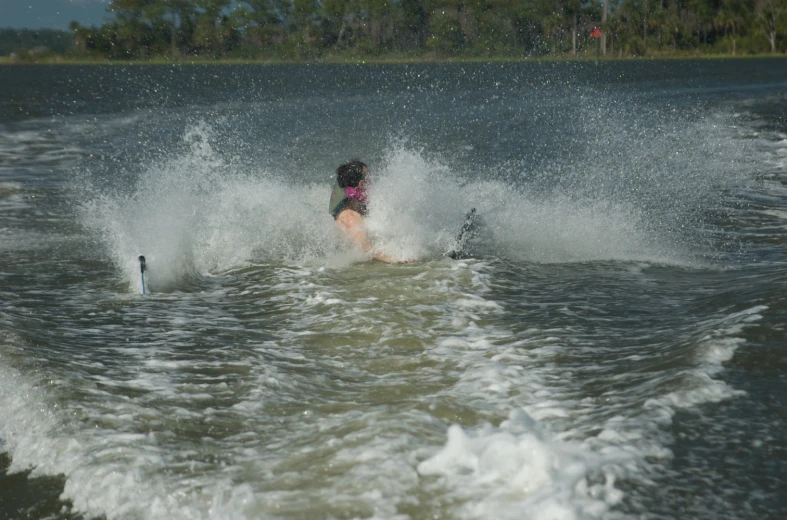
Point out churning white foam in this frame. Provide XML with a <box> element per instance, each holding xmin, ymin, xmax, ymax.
<box><xmin>0</xmin><ymin>257</ymin><xmax>766</xmax><ymax>520</ymax></box>
<box><xmin>369</xmin><ymin>140</ymin><xmax>723</xmax><ymax>267</ymax></box>
<box><xmin>79</xmin><ymin>122</ymin><xmax>348</xmax><ymax>291</ymax></box>
<box><xmin>0</xmin><ymin>346</ymin><xmax>64</xmax><ymax>478</ymax></box>
<box><xmin>411</xmin><ymin>258</ymin><xmax>766</xmax><ymax>520</ymax></box>
<box><xmin>79</xmin><ymin>121</ymin><xmax>719</xmax><ymax>293</ymax></box>
<box><xmin>644</xmin><ymin>305</ymin><xmax>766</xmax><ymax>411</ymax></box>
<box><xmin>0</xmin><ymin>332</ymin><xmax>257</xmax><ymax>520</ymax></box>
<box><xmin>418</xmin><ymin>409</ymin><xmax>625</xmax><ymax>520</ymax></box>
<box><xmin>0</xmin><ymin>125</ymin><xmax>86</xmax><ymax>168</ymax></box>
<box><xmin>766</xmin><ymin>137</ymin><xmax>787</xmax><ymax>170</ymax></box>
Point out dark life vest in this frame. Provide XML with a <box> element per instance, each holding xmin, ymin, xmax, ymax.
<box><xmin>328</xmin><ymin>182</ymin><xmax>367</xmax><ymax>219</ymax></box>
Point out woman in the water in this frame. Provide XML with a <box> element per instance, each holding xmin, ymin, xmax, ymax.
<box><xmin>328</xmin><ymin>160</ymin><xmax>407</xmax><ymax>264</ymax></box>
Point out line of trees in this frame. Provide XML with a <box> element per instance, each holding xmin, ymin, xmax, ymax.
<box><xmin>23</xmin><ymin>0</ymin><xmax>787</xmax><ymax>60</ymax></box>
<box><xmin>0</xmin><ymin>28</ymin><xmax>73</xmax><ymax>57</ymax></box>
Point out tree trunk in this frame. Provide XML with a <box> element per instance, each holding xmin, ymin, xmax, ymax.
<box><xmin>643</xmin><ymin>0</ymin><xmax>648</xmax><ymax>55</ymax></box>
<box><xmin>601</xmin><ymin>0</ymin><xmax>607</xmax><ymax>56</ymax></box>
<box><xmin>370</xmin><ymin>16</ymin><xmax>379</xmax><ymax>45</ymax></box>
<box><xmin>572</xmin><ymin>12</ymin><xmax>577</xmax><ymax>56</ymax></box>
<box><xmin>336</xmin><ymin>10</ymin><xmax>347</xmax><ymax>48</ymax></box>
<box><xmin>171</xmin><ymin>10</ymin><xmax>178</xmax><ymax>57</ymax></box>
<box><xmin>732</xmin><ymin>24</ymin><xmax>736</xmax><ymax>56</ymax></box>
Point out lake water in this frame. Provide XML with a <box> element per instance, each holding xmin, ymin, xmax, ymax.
<box><xmin>0</xmin><ymin>60</ymin><xmax>786</xmax><ymax>520</ymax></box>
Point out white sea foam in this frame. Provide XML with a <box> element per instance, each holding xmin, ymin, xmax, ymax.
<box><xmin>1</xmin><ymin>64</ymin><xmax>782</xmax><ymax>520</ymax></box>
<box><xmin>404</xmin><ymin>262</ymin><xmax>624</xmax><ymax>519</ymax></box>
<box><xmin>0</xmin><ymin>334</ymin><xmax>259</xmax><ymax>520</ymax></box>
<box><xmin>367</xmin><ymin>146</ymin><xmax>689</xmax><ymax>265</ymax></box>
<box><xmin>761</xmin><ymin>209</ymin><xmax>787</xmax><ymax>220</ymax></box>
<box><xmin>0</xmin><ymin>126</ymin><xmax>86</xmax><ymax>167</ymax></box>
<box><xmin>643</xmin><ymin>305</ymin><xmax>766</xmax><ymax>411</ymax></box>
<box><xmin>418</xmin><ymin>410</ymin><xmax>626</xmax><ymax>520</ymax></box>
<box><xmin>77</xmin><ymin>121</ymin><xmax>722</xmax><ymax>294</ymax></box>
<box><xmin>79</xmin><ymin>122</ymin><xmax>346</xmax><ymax>291</ymax></box>
<box><xmin>26</xmin><ymin>98</ymin><xmax>765</xmax><ymax>520</ymax></box>
<box><xmin>0</xmin><ymin>351</ymin><xmax>64</xmax><ymax>477</ymax></box>
<box><xmin>0</xmin><ymin>261</ymin><xmax>768</xmax><ymax>520</ymax></box>
<box><xmin>413</xmin><ymin>261</ymin><xmax>767</xmax><ymax>520</ymax></box>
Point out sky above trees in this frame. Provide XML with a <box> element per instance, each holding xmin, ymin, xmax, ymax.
<box><xmin>1</xmin><ymin>0</ymin><xmax>110</xmax><ymax>29</ymax></box>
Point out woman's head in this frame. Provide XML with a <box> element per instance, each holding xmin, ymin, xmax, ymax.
<box><xmin>337</xmin><ymin>160</ymin><xmax>369</xmax><ymax>188</ymax></box>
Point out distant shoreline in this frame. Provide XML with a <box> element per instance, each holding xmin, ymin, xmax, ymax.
<box><xmin>1</xmin><ymin>53</ymin><xmax>785</xmax><ymax>66</ymax></box>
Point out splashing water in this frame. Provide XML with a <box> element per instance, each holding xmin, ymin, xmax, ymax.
<box><xmin>78</xmin><ymin>102</ymin><xmax>751</xmax><ymax>293</ymax></box>
<box><xmin>4</xmin><ymin>62</ymin><xmax>785</xmax><ymax>520</ymax></box>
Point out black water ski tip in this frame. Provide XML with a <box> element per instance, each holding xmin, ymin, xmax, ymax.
<box><xmin>446</xmin><ymin>208</ymin><xmax>477</xmax><ymax>260</ymax></box>
<box><xmin>139</xmin><ymin>255</ymin><xmax>146</xmax><ymax>273</ymax></box>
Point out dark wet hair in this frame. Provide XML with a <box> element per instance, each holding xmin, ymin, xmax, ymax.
<box><xmin>336</xmin><ymin>160</ymin><xmax>368</xmax><ymax>188</ymax></box>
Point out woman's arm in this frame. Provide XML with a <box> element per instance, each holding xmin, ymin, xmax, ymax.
<box><xmin>335</xmin><ymin>209</ymin><xmax>402</xmax><ymax>264</ymax></box>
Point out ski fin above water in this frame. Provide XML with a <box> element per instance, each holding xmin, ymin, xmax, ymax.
<box><xmin>139</xmin><ymin>255</ymin><xmax>147</xmax><ymax>295</ymax></box>
<box><xmin>446</xmin><ymin>208</ymin><xmax>477</xmax><ymax>260</ymax></box>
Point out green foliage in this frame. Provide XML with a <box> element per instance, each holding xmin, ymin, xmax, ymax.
<box><xmin>0</xmin><ymin>28</ymin><xmax>72</xmax><ymax>56</ymax></box>
<box><xmin>5</xmin><ymin>0</ymin><xmax>787</xmax><ymax>61</ymax></box>
<box><xmin>427</xmin><ymin>10</ymin><xmax>463</xmax><ymax>54</ymax></box>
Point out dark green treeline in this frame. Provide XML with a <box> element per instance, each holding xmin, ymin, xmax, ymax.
<box><xmin>15</xmin><ymin>0</ymin><xmax>787</xmax><ymax>60</ymax></box>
